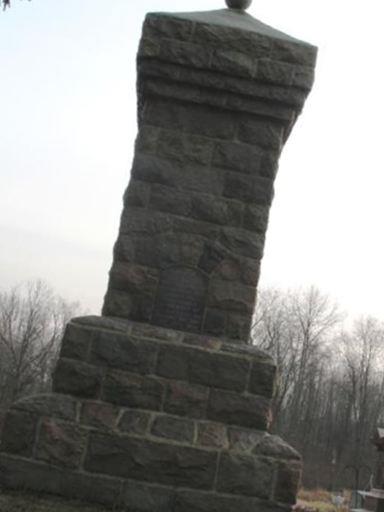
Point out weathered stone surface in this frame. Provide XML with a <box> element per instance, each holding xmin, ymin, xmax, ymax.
<box><xmin>85</xmin><ymin>432</ymin><xmax>217</xmax><ymax>489</ymax></box>
<box><xmin>238</xmin><ymin>119</ymin><xmax>283</xmax><ymax>150</ymax></box>
<box><xmin>151</xmin><ymin>415</ymin><xmax>195</xmax><ymax>444</ymax></box>
<box><xmin>123</xmin><ymin>180</ymin><xmax>151</xmax><ymax>208</ymax></box>
<box><xmin>274</xmin><ymin>461</ymin><xmax>302</xmax><ymax>504</ymax></box>
<box><xmin>217</xmin><ymin>452</ymin><xmax>274</xmax><ymax>498</ymax></box>
<box><xmin>102</xmin><ymin>370</ymin><xmax>164</xmax><ymax>410</ymax></box>
<box><xmin>80</xmin><ymin>401</ymin><xmax>119</xmax><ymax>430</ymax></box>
<box><xmin>228</xmin><ymin>426</ymin><xmax>266</xmax><ymax>453</ymax></box>
<box><xmin>164</xmin><ymin>380</ymin><xmax>208</xmax><ymax>419</ymax></box>
<box><xmin>227</xmin><ymin>312</ymin><xmax>253</xmax><ymax>341</ymax></box>
<box><xmin>213</xmin><ymin>256</ymin><xmax>260</xmax><ymax>286</ymax></box>
<box><xmin>60</xmin><ymin>323</ymin><xmax>93</xmax><ymax>361</ymax></box>
<box><xmin>0</xmin><ymin>410</ymin><xmax>37</xmax><ymax>457</ymax></box>
<box><xmin>89</xmin><ymin>329</ymin><xmax>158</xmax><ymax>375</ymax></box>
<box><xmin>156</xmin><ymin>345</ymin><xmax>250</xmax><ymax>392</ymax></box>
<box><xmin>156</xmin><ymin>130</ymin><xmax>213</xmax><ymax>166</ymax></box>
<box><xmin>121</xmin><ymin>479</ymin><xmax>175</xmax><ymax>512</ymax></box>
<box><xmin>203</xmin><ymin>308</ymin><xmax>227</xmax><ymax>337</ymax></box>
<box><xmin>119</xmin><ymin>409</ymin><xmax>150</xmax><ymax>435</ymax></box>
<box><xmin>223</xmin><ymin>172</ymin><xmax>274</xmax><ymax>205</ymax></box>
<box><xmin>243</xmin><ymin>204</ymin><xmax>270</xmax><ymax>233</ymax></box>
<box><xmin>53</xmin><ymin>359</ymin><xmax>103</xmax><ymax>399</ymax></box>
<box><xmin>220</xmin><ymin>227</ymin><xmax>265</xmax><ymax>259</ymax></box>
<box><xmin>249</xmin><ymin>360</ymin><xmax>277</xmax><ymax>398</ymax></box>
<box><xmin>255</xmin><ymin>435</ymin><xmax>301</xmax><ymax>461</ymax></box>
<box><xmin>213</xmin><ymin>141</ymin><xmax>263</xmax><ymax>175</ymax></box>
<box><xmin>208</xmin><ymin>280</ymin><xmax>255</xmax><ymax>314</ymax></box>
<box><xmin>208</xmin><ymin>389</ymin><xmax>270</xmax><ymax>429</ymax></box>
<box><xmin>35</xmin><ymin>419</ymin><xmax>87</xmax><ymax>469</ymax></box>
<box><xmin>0</xmin><ymin>454</ymin><xmax>123</xmax><ymax>507</ymax></box>
<box><xmin>13</xmin><ymin>394</ymin><xmax>77</xmax><ymax>422</ymax></box>
<box><xmin>197</xmin><ymin>421</ymin><xmax>227</xmax><ymax>449</ymax></box>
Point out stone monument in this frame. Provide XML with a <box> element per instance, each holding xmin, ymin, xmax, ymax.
<box><xmin>0</xmin><ymin>2</ymin><xmax>317</xmax><ymax>510</ymax></box>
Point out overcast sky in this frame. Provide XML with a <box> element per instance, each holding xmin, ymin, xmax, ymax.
<box><xmin>1</xmin><ymin>0</ymin><xmax>383</xmax><ymax>319</ymax></box>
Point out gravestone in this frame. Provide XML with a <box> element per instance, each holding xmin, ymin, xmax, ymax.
<box><xmin>0</xmin><ymin>2</ymin><xmax>317</xmax><ymax>510</ymax></box>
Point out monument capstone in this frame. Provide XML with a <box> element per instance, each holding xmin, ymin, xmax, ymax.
<box><xmin>0</xmin><ymin>2</ymin><xmax>317</xmax><ymax>510</ymax></box>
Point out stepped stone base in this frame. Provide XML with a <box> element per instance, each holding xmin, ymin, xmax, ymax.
<box><xmin>0</xmin><ymin>316</ymin><xmax>301</xmax><ymax>511</ymax></box>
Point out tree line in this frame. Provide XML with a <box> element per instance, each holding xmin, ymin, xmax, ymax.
<box><xmin>0</xmin><ymin>280</ymin><xmax>383</xmax><ymax>491</ymax></box>
<box><xmin>252</xmin><ymin>286</ymin><xmax>384</xmax><ymax>490</ymax></box>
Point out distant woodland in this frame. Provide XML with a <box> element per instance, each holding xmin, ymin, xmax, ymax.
<box><xmin>0</xmin><ymin>281</ymin><xmax>383</xmax><ymax>491</ymax></box>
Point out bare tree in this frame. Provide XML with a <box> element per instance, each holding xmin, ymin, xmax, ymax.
<box><xmin>0</xmin><ymin>280</ymin><xmax>80</xmax><ymax>408</ymax></box>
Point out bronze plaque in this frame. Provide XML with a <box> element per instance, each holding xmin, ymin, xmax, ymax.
<box><xmin>152</xmin><ymin>267</ymin><xmax>207</xmax><ymax>332</ymax></box>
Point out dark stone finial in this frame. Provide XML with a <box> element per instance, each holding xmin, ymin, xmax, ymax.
<box><xmin>226</xmin><ymin>0</ymin><xmax>252</xmax><ymax>10</ymax></box>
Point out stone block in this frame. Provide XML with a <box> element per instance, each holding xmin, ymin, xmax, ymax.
<box><xmin>213</xmin><ymin>141</ymin><xmax>263</xmax><ymax>175</ymax></box>
<box><xmin>157</xmin><ymin>130</ymin><xmax>213</xmax><ymax>166</ymax></box>
<box><xmin>85</xmin><ymin>432</ymin><xmax>217</xmax><ymax>489</ymax></box>
<box><xmin>164</xmin><ymin>380</ymin><xmax>209</xmax><ymax>419</ymax></box>
<box><xmin>124</xmin><ymin>180</ymin><xmax>151</xmax><ymax>208</ymax></box>
<box><xmin>292</xmin><ymin>66</ymin><xmax>316</xmax><ymax>89</ymax></box>
<box><xmin>156</xmin><ymin>345</ymin><xmax>250</xmax><ymax>392</ymax></box>
<box><xmin>151</xmin><ymin>415</ymin><xmax>195</xmax><ymax>444</ymax></box>
<box><xmin>228</xmin><ymin>426</ymin><xmax>266</xmax><ymax>453</ymax></box>
<box><xmin>119</xmin><ymin>409</ymin><xmax>151</xmax><ymax>435</ymax></box>
<box><xmin>212</xmin><ymin>49</ymin><xmax>255</xmax><ymax>78</ymax></box>
<box><xmin>216</xmin><ymin>452</ymin><xmax>274</xmax><ymax>498</ymax></box>
<box><xmin>102</xmin><ymin>370</ymin><xmax>164</xmax><ymax>411</ymax></box>
<box><xmin>89</xmin><ymin>329</ymin><xmax>158</xmax><ymax>375</ymax></box>
<box><xmin>35</xmin><ymin>418</ymin><xmax>87</xmax><ymax>469</ymax></box>
<box><xmin>249</xmin><ymin>360</ymin><xmax>277</xmax><ymax>398</ymax></box>
<box><xmin>197</xmin><ymin>421</ymin><xmax>227</xmax><ymax>449</ymax></box>
<box><xmin>144</xmin><ymin>14</ymin><xmax>194</xmax><ymax>42</ymax></box>
<box><xmin>144</xmin><ymin>99</ymin><xmax>236</xmax><ymax>140</ymax></box>
<box><xmin>223</xmin><ymin>172</ymin><xmax>274</xmax><ymax>205</ymax></box>
<box><xmin>227</xmin><ymin>312</ymin><xmax>253</xmax><ymax>341</ymax></box>
<box><xmin>53</xmin><ymin>359</ymin><xmax>103</xmax><ymax>399</ymax></box>
<box><xmin>271</xmin><ymin>39</ymin><xmax>317</xmax><ymax>67</ymax></box>
<box><xmin>149</xmin><ymin>184</ymin><xmax>191</xmax><ymax>217</ymax></box>
<box><xmin>80</xmin><ymin>401</ymin><xmax>120</xmax><ymax>430</ymax></box>
<box><xmin>274</xmin><ymin>461</ymin><xmax>302</xmax><ymax>504</ymax></box>
<box><xmin>238</xmin><ymin>119</ymin><xmax>283</xmax><ymax>150</ymax></box>
<box><xmin>256</xmin><ymin>59</ymin><xmax>294</xmax><ymax>86</ymax></box>
<box><xmin>0</xmin><ymin>410</ymin><xmax>37</xmax><ymax>457</ymax></box>
<box><xmin>243</xmin><ymin>204</ymin><xmax>270</xmax><ymax>233</ymax></box>
<box><xmin>220</xmin><ymin>227</ymin><xmax>265</xmax><ymax>259</ymax></box>
<box><xmin>190</xmin><ymin>194</ymin><xmax>243</xmax><ymax>227</ymax></box>
<box><xmin>0</xmin><ymin>454</ymin><xmax>123</xmax><ymax>507</ymax></box>
<box><xmin>60</xmin><ymin>323</ymin><xmax>93</xmax><ymax>361</ymax></box>
<box><xmin>121</xmin><ymin>479</ymin><xmax>175</xmax><ymax>512</ymax></box>
<box><xmin>214</xmin><ymin>257</ymin><xmax>260</xmax><ymax>287</ymax></box>
<box><xmin>208</xmin><ymin>389</ymin><xmax>270</xmax><ymax>429</ymax></box>
<box><xmin>136</xmin><ymin>125</ymin><xmax>159</xmax><ymax>154</ymax></box>
<box><xmin>254</xmin><ymin>435</ymin><xmax>301</xmax><ymax>461</ymax></box>
<box><xmin>13</xmin><ymin>393</ymin><xmax>77</xmax><ymax>422</ymax></box>
<box><xmin>208</xmin><ymin>280</ymin><xmax>255</xmax><ymax>314</ymax></box>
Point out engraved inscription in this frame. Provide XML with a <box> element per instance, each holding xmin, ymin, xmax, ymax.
<box><xmin>152</xmin><ymin>267</ymin><xmax>207</xmax><ymax>332</ymax></box>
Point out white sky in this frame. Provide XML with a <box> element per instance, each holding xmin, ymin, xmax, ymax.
<box><xmin>0</xmin><ymin>0</ymin><xmax>383</xmax><ymax>319</ymax></box>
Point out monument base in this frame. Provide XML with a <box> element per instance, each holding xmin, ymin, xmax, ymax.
<box><xmin>0</xmin><ymin>316</ymin><xmax>301</xmax><ymax>511</ymax></box>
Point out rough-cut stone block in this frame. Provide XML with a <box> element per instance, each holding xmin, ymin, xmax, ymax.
<box><xmin>220</xmin><ymin>227</ymin><xmax>265</xmax><ymax>259</ymax></box>
<box><xmin>228</xmin><ymin>426</ymin><xmax>266</xmax><ymax>453</ymax></box>
<box><xmin>123</xmin><ymin>179</ymin><xmax>151</xmax><ymax>208</ymax></box>
<box><xmin>60</xmin><ymin>323</ymin><xmax>93</xmax><ymax>361</ymax></box>
<box><xmin>151</xmin><ymin>415</ymin><xmax>195</xmax><ymax>444</ymax></box>
<box><xmin>13</xmin><ymin>394</ymin><xmax>77</xmax><ymax>422</ymax></box>
<box><xmin>213</xmin><ymin>141</ymin><xmax>263</xmax><ymax>175</ymax></box>
<box><xmin>243</xmin><ymin>204</ymin><xmax>270</xmax><ymax>233</ymax></box>
<box><xmin>0</xmin><ymin>454</ymin><xmax>123</xmax><ymax>507</ymax></box>
<box><xmin>255</xmin><ymin>435</ymin><xmax>301</xmax><ymax>461</ymax></box>
<box><xmin>227</xmin><ymin>312</ymin><xmax>253</xmax><ymax>341</ymax></box>
<box><xmin>249</xmin><ymin>360</ymin><xmax>277</xmax><ymax>398</ymax></box>
<box><xmin>164</xmin><ymin>380</ymin><xmax>209</xmax><ymax>419</ymax></box>
<box><xmin>53</xmin><ymin>359</ymin><xmax>103</xmax><ymax>399</ymax></box>
<box><xmin>271</xmin><ymin>39</ymin><xmax>317</xmax><ymax>67</ymax></box>
<box><xmin>208</xmin><ymin>389</ymin><xmax>270</xmax><ymax>429</ymax></box>
<box><xmin>197</xmin><ymin>421</ymin><xmax>227</xmax><ymax>449</ymax></box>
<box><xmin>35</xmin><ymin>418</ymin><xmax>87</xmax><ymax>469</ymax></box>
<box><xmin>217</xmin><ymin>452</ymin><xmax>274</xmax><ymax>498</ymax></box>
<box><xmin>89</xmin><ymin>329</ymin><xmax>158</xmax><ymax>375</ymax></box>
<box><xmin>102</xmin><ymin>370</ymin><xmax>164</xmax><ymax>410</ymax></box>
<box><xmin>238</xmin><ymin>119</ymin><xmax>283</xmax><ymax>150</ymax></box>
<box><xmin>80</xmin><ymin>401</ymin><xmax>119</xmax><ymax>430</ymax></box>
<box><xmin>144</xmin><ymin>14</ymin><xmax>194</xmax><ymax>42</ymax></box>
<box><xmin>256</xmin><ymin>59</ymin><xmax>294</xmax><ymax>86</ymax></box>
<box><xmin>121</xmin><ymin>479</ymin><xmax>175</xmax><ymax>512</ymax></box>
<box><xmin>0</xmin><ymin>410</ymin><xmax>37</xmax><ymax>457</ymax></box>
<box><xmin>144</xmin><ymin>99</ymin><xmax>237</xmax><ymax>140</ymax></box>
<box><xmin>85</xmin><ymin>432</ymin><xmax>217</xmax><ymax>489</ymax></box>
<box><xmin>208</xmin><ymin>280</ymin><xmax>255</xmax><ymax>314</ymax></box>
<box><xmin>274</xmin><ymin>461</ymin><xmax>302</xmax><ymax>504</ymax></box>
<box><xmin>203</xmin><ymin>308</ymin><xmax>227</xmax><ymax>337</ymax></box>
<box><xmin>223</xmin><ymin>172</ymin><xmax>274</xmax><ymax>205</ymax></box>
<box><xmin>119</xmin><ymin>409</ymin><xmax>151</xmax><ymax>435</ymax></box>
<box><xmin>214</xmin><ymin>257</ymin><xmax>260</xmax><ymax>287</ymax></box>
<box><xmin>156</xmin><ymin>345</ymin><xmax>250</xmax><ymax>392</ymax></box>
<box><xmin>212</xmin><ymin>49</ymin><xmax>255</xmax><ymax>78</ymax></box>
<box><xmin>156</xmin><ymin>130</ymin><xmax>213</xmax><ymax>166</ymax></box>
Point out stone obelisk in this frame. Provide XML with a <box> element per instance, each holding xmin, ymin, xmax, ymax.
<box><xmin>0</xmin><ymin>2</ymin><xmax>317</xmax><ymax>510</ymax></box>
